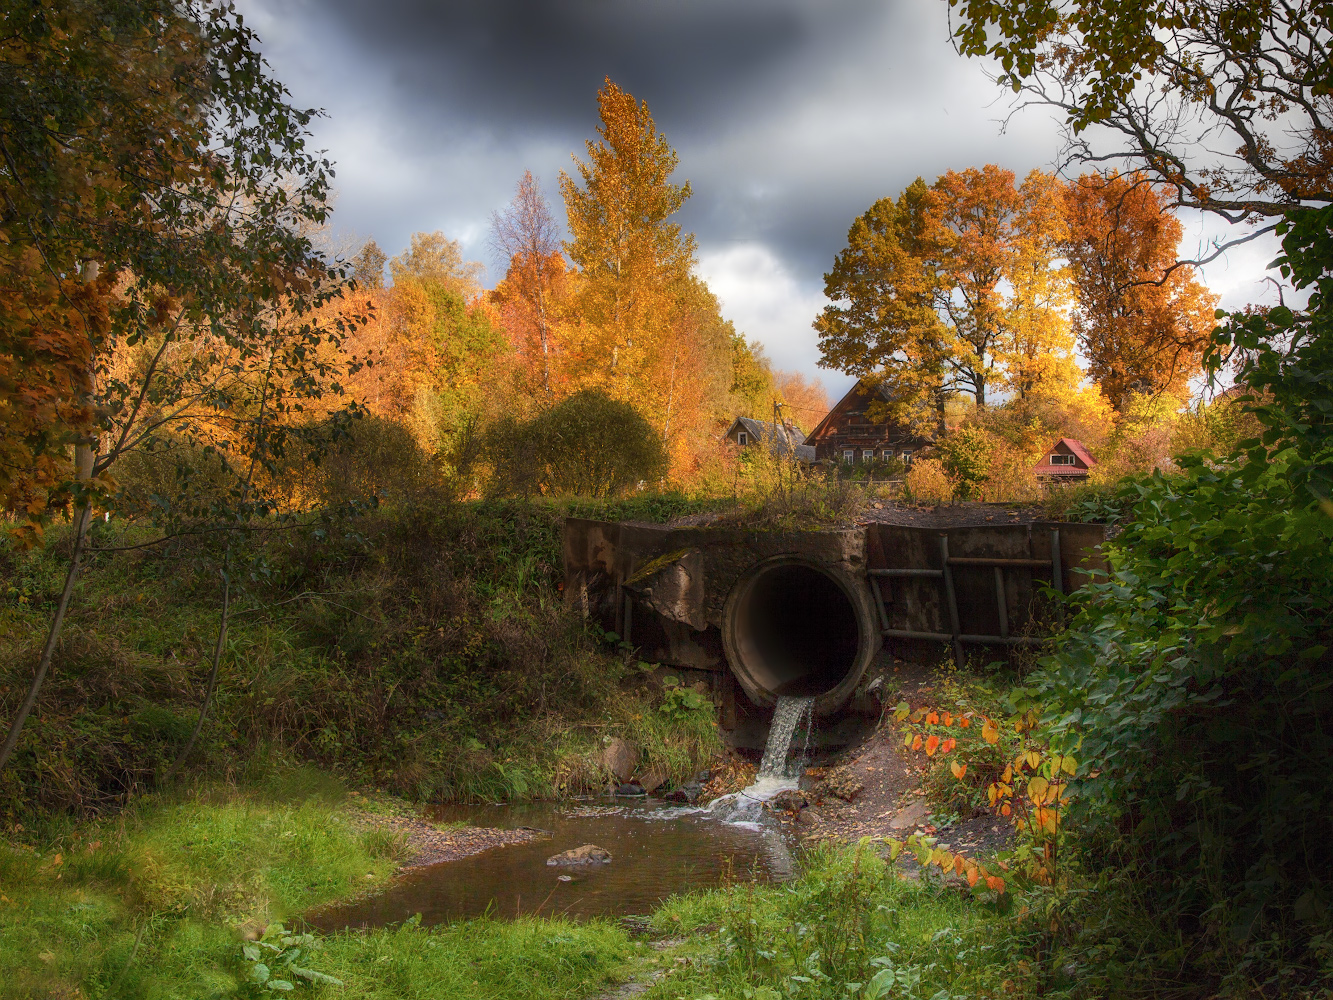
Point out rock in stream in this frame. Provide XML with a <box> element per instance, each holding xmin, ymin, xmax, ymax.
<box><xmin>547</xmin><ymin>844</ymin><xmax>613</xmax><ymax>866</ymax></box>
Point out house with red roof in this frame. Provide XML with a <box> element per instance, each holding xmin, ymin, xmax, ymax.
<box><xmin>1034</xmin><ymin>438</ymin><xmax>1096</xmax><ymax>481</ymax></box>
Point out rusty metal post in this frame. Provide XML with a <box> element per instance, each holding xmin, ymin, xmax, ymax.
<box><xmin>871</xmin><ymin>577</ymin><xmax>891</xmax><ymax>631</ymax></box>
<box><xmin>993</xmin><ymin>566</ymin><xmax>1009</xmax><ymax>639</ymax></box>
<box><xmin>939</xmin><ymin>535</ymin><xmax>964</xmax><ymax>666</ymax></box>
<box><xmin>1050</xmin><ymin>528</ymin><xmax>1064</xmax><ymax>625</ymax></box>
<box><xmin>1049</xmin><ymin>529</ymin><xmax>1064</xmax><ymax>595</ymax></box>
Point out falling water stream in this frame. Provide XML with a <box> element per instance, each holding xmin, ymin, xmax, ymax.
<box><xmin>758</xmin><ymin>696</ymin><xmax>816</xmax><ymax>778</ymax></box>
<box><xmin>705</xmin><ymin>695</ymin><xmax>815</xmax><ymax>825</ymax></box>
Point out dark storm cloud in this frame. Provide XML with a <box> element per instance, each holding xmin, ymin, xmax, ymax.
<box><xmin>305</xmin><ymin>0</ymin><xmax>879</xmax><ymax>136</ymax></box>
<box><xmin>240</xmin><ymin>0</ymin><xmax>1068</xmax><ymax>378</ymax></box>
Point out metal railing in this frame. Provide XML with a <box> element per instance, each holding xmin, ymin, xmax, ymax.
<box><xmin>870</xmin><ymin>530</ymin><xmax>1063</xmax><ymax>665</ymax></box>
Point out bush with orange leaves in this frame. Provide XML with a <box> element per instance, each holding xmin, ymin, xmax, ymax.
<box><xmin>903</xmin><ymin>456</ymin><xmax>955</xmax><ymax>504</ymax></box>
<box><xmin>895</xmin><ymin>700</ymin><xmax>1078</xmax><ymax>887</ymax></box>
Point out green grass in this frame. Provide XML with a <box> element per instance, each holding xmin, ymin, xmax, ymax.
<box><xmin>0</xmin><ymin>769</ymin><xmax>635</xmax><ymax>999</ymax></box>
<box><xmin>641</xmin><ymin>843</ymin><xmax>1021</xmax><ymax>999</ymax></box>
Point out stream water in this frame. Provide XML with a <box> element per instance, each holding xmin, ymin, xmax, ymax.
<box><xmin>308</xmin><ymin>696</ymin><xmax>817</xmax><ymax>930</ymax></box>
<box><xmin>306</xmin><ymin>799</ymin><xmax>796</xmax><ymax>929</ymax></box>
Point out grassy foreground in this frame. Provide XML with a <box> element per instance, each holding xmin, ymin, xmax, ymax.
<box><xmin>0</xmin><ymin>768</ymin><xmax>635</xmax><ymax>999</ymax></box>
<box><xmin>0</xmin><ymin>763</ymin><xmax>1042</xmax><ymax>1000</ymax></box>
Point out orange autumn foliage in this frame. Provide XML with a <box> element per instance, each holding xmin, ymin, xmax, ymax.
<box><xmin>1064</xmin><ymin>172</ymin><xmax>1219</xmax><ymax>410</ymax></box>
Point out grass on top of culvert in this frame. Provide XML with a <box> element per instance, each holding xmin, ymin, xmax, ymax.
<box><xmin>0</xmin><ymin>766</ymin><xmax>634</xmax><ymax>1000</ymax></box>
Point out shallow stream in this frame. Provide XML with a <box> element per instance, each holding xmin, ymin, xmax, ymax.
<box><xmin>307</xmin><ymin>797</ymin><xmax>798</xmax><ymax>929</ymax></box>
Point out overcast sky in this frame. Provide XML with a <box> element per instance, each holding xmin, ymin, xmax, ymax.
<box><xmin>237</xmin><ymin>0</ymin><xmax>1283</xmax><ymax>401</ymax></box>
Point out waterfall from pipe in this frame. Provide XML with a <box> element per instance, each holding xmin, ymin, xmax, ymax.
<box><xmin>706</xmin><ymin>696</ymin><xmax>814</xmax><ymax>826</ymax></box>
<box><xmin>758</xmin><ymin>696</ymin><xmax>815</xmax><ymax>778</ymax></box>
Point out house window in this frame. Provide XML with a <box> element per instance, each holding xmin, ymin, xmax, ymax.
<box><xmin>1050</xmin><ymin>453</ymin><xmax>1075</xmax><ymax>466</ymax></box>
<box><xmin>737</xmin><ymin>431</ymin><xmax>748</xmax><ymax>446</ymax></box>
<box><xmin>901</xmin><ymin>450</ymin><xmax>913</xmax><ymax>466</ymax></box>
<box><xmin>843</xmin><ymin>449</ymin><xmax>855</xmax><ymax>463</ymax></box>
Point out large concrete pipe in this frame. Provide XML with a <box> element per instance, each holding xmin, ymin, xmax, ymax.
<box><xmin>721</xmin><ymin>555</ymin><xmax>881</xmax><ymax>717</ymax></box>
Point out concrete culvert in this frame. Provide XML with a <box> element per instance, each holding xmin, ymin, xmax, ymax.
<box><xmin>722</xmin><ymin>556</ymin><xmax>880</xmax><ymax>716</ymax></box>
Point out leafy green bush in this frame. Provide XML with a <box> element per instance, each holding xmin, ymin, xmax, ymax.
<box><xmin>657</xmin><ymin>674</ymin><xmax>712</xmax><ymax>723</ymax></box>
<box><xmin>486</xmin><ymin>389</ymin><xmax>668</xmax><ymax>498</ymax></box>
<box><xmin>307</xmin><ymin>415</ymin><xmax>437</xmax><ymax>508</ymax></box>
<box><xmin>939</xmin><ymin>427</ymin><xmax>992</xmax><ymax>500</ymax></box>
<box><xmin>1031</xmin><ymin>206</ymin><xmax>1333</xmax><ymax>993</ymax></box>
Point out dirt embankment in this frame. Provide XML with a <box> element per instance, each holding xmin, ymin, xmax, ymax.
<box><xmin>348</xmin><ymin>796</ymin><xmax>548</xmax><ymax>872</ymax></box>
<box><xmin>771</xmin><ymin>661</ymin><xmax>1014</xmax><ymax>859</ymax></box>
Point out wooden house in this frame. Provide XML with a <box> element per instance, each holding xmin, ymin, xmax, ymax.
<box><xmin>1033</xmin><ymin>437</ymin><xmax>1096</xmax><ymax>481</ymax></box>
<box><xmin>802</xmin><ymin>379</ymin><xmax>932</xmax><ymax>465</ymax></box>
<box><xmin>722</xmin><ymin>416</ymin><xmax>815</xmax><ymax>462</ymax></box>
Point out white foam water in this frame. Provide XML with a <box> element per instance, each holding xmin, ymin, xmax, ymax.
<box><xmin>758</xmin><ymin>695</ymin><xmax>814</xmax><ymax>779</ymax></box>
<box><xmin>706</xmin><ymin>695</ymin><xmax>814</xmax><ymax>826</ymax></box>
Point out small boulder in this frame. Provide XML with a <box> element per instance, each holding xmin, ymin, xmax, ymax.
<box><xmin>546</xmin><ymin>844</ymin><xmax>612</xmax><ymax>866</ymax></box>
<box><xmin>637</xmin><ymin>763</ymin><xmax>670</xmax><ymax>795</ymax></box>
<box><xmin>765</xmin><ymin>789</ymin><xmax>808</xmax><ymax>815</ymax></box>
<box><xmin>663</xmin><ymin>784</ymin><xmax>701</xmax><ymax>804</ymax></box>
<box><xmin>824</xmin><ymin>766</ymin><xmax>864</xmax><ymax>802</ymax></box>
<box><xmin>797</xmin><ymin>807</ymin><xmax>824</xmax><ymax>828</ymax></box>
<box><xmin>614</xmin><ymin>782</ymin><xmax>646</xmax><ymax>797</ymax></box>
<box><xmin>602</xmin><ymin>738</ymin><xmax>638</xmax><ymax>783</ymax></box>
<box><xmin>888</xmin><ymin>797</ymin><xmax>929</xmax><ymax>830</ymax></box>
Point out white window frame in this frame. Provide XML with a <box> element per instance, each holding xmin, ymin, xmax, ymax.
<box><xmin>862</xmin><ymin>449</ymin><xmax>874</xmax><ymax>463</ymax></box>
<box><xmin>1050</xmin><ymin>453</ymin><xmax>1075</xmax><ymax>466</ymax></box>
<box><xmin>901</xmin><ymin>450</ymin><xmax>913</xmax><ymax>466</ymax></box>
<box><xmin>737</xmin><ymin>431</ymin><xmax>748</xmax><ymax>446</ymax></box>
<box><xmin>843</xmin><ymin>449</ymin><xmax>855</xmax><ymax>463</ymax></box>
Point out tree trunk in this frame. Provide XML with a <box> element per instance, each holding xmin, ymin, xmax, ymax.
<box><xmin>0</xmin><ymin>466</ymin><xmax>93</xmax><ymax>772</ymax></box>
<box><xmin>166</xmin><ymin>560</ymin><xmax>230</xmax><ymax>781</ymax></box>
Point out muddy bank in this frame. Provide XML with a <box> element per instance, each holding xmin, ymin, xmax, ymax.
<box><xmin>349</xmin><ymin>803</ymin><xmax>547</xmax><ymax>872</ymax></box>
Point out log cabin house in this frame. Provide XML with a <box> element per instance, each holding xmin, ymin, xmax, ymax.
<box><xmin>802</xmin><ymin>379</ymin><xmax>933</xmax><ymax>465</ymax></box>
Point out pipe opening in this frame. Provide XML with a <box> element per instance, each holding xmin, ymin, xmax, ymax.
<box><xmin>734</xmin><ymin>563</ymin><xmax>862</xmax><ymax>698</ymax></box>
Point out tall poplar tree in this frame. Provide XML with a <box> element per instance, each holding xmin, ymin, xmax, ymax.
<box><xmin>559</xmin><ymin>78</ymin><xmax>697</xmax><ymax>406</ymax></box>
<box><xmin>489</xmin><ymin>172</ymin><xmax>568</xmax><ymax>397</ymax></box>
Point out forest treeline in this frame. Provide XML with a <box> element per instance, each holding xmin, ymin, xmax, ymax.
<box><xmin>325</xmin><ymin>93</ymin><xmax>1221</xmax><ymax>504</ymax></box>
<box><xmin>1</xmin><ymin>45</ymin><xmax>1228</xmax><ymax>536</ymax></box>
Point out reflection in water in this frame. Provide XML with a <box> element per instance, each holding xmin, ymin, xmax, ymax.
<box><xmin>307</xmin><ymin>799</ymin><xmax>796</xmax><ymax>930</ymax></box>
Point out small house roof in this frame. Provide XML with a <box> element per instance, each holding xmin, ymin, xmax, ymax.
<box><xmin>1033</xmin><ymin>437</ymin><xmax>1096</xmax><ymax>476</ymax></box>
<box><xmin>803</xmin><ymin>378</ymin><xmax>932</xmax><ymax>446</ymax></box>
<box><xmin>723</xmin><ymin>416</ymin><xmax>809</xmax><ymax>459</ymax></box>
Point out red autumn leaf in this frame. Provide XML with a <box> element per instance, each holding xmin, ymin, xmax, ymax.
<box><xmin>911</xmin><ymin>734</ymin><xmax>923</xmax><ymax>751</ymax></box>
<box><xmin>925</xmin><ymin>734</ymin><xmax>940</xmax><ymax>756</ymax></box>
